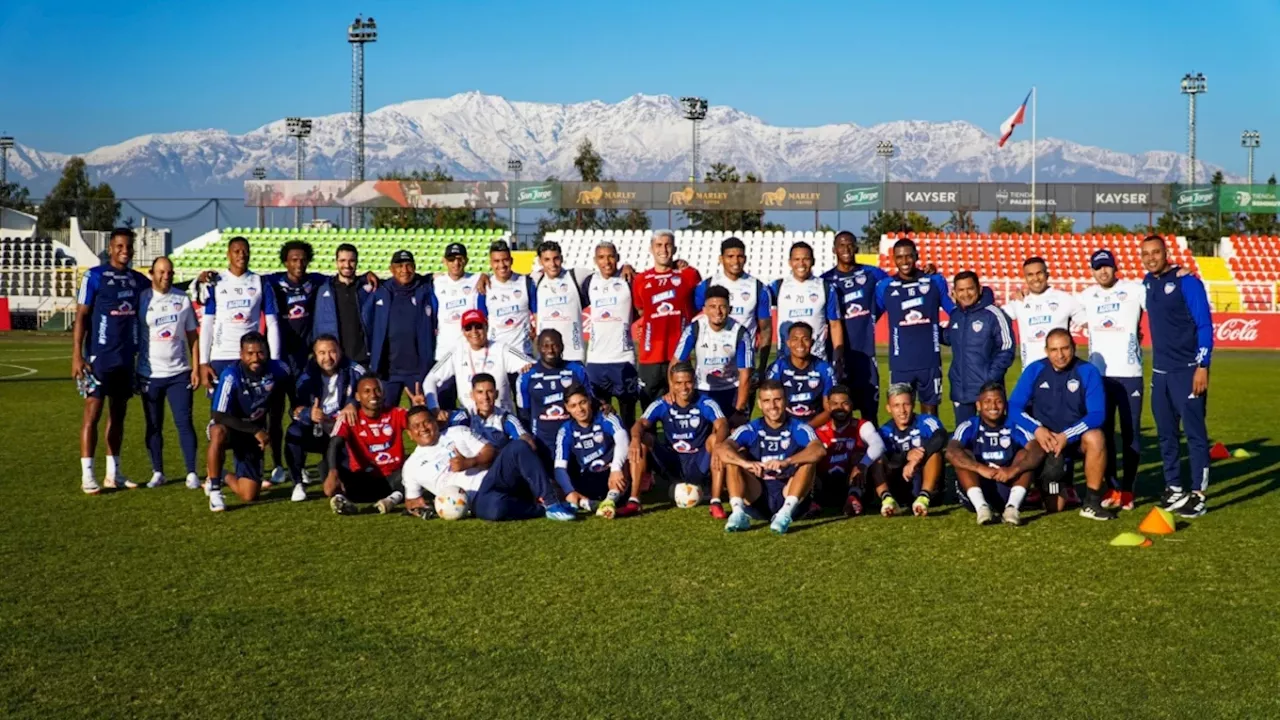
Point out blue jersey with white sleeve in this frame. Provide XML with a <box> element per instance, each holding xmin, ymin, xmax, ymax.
<box><xmin>446</xmin><ymin>408</ymin><xmax>527</xmax><ymax>449</ymax></box>
<box><xmin>1008</xmin><ymin>358</ymin><xmax>1105</xmax><ymax>444</ymax></box>
<box><xmin>518</xmin><ymin>360</ymin><xmax>592</xmax><ymax>449</ymax></box>
<box><xmin>822</xmin><ymin>264</ymin><xmax>888</xmax><ymax>358</ymax></box>
<box><xmin>265</xmin><ymin>272</ymin><xmax>325</xmax><ymax>366</ymax></box>
<box><xmin>727</xmin><ymin>416</ymin><xmax>820</xmax><ymax>482</ymax></box>
<box><xmin>878</xmin><ymin>414</ymin><xmax>946</xmax><ymax>457</ymax></box>
<box><xmin>211</xmin><ymin>360</ymin><xmax>291</xmax><ymax>428</ymax></box>
<box><xmin>78</xmin><ymin>264</ymin><xmax>150</xmax><ymax>370</ymax></box>
<box><xmin>951</xmin><ymin>416</ymin><xmax>1023</xmax><ymax>468</ymax></box>
<box><xmin>641</xmin><ymin>394</ymin><xmax>724</xmax><ymax>454</ymax></box>
<box><xmin>875</xmin><ymin>273</ymin><xmax>954</xmax><ymax>371</ymax></box>
<box><xmin>1143</xmin><ymin>266</ymin><xmax>1214</xmax><ymax>372</ymax></box>
<box><xmin>765</xmin><ymin>355</ymin><xmax>836</xmax><ymax>421</ymax></box>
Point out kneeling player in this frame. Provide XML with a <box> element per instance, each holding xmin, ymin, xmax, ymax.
<box><xmin>554</xmin><ymin>384</ymin><xmax>636</xmax><ymax>518</ymax></box>
<box><xmin>716</xmin><ymin>380</ymin><xmax>827</xmax><ymax>535</ymax></box>
<box><xmin>323</xmin><ymin>376</ymin><xmax>408</xmax><ymax>515</ymax></box>
<box><xmin>402</xmin><ymin>408</ymin><xmax>576</xmax><ymax>522</ymax></box>
<box><xmin>766</xmin><ymin>323</ymin><xmax>836</xmax><ymax>426</ymax></box>
<box><xmin>629</xmin><ymin>362</ymin><xmax>729</xmax><ymax>517</ymax></box>
<box><xmin>875</xmin><ymin>383</ymin><xmax>947</xmax><ymax>517</ymax></box>
<box><xmin>813</xmin><ymin>385</ymin><xmax>886</xmax><ymax>517</ymax></box>
<box><xmin>205</xmin><ymin>332</ymin><xmax>290</xmax><ymax>512</ymax></box>
<box><xmin>944</xmin><ymin>382</ymin><xmax>1046</xmax><ymax>526</ymax></box>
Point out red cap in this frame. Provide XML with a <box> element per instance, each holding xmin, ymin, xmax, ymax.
<box><xmin>461</xmin><ymin>309</ymin><xmax>487</xmax><ymax>327</ymax></box>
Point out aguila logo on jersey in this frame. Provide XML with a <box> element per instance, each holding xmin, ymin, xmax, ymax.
<box><xmin>1066</xmin><ymin>379</ymin><xmax>1080</xmax><ymax>393</ymax></box>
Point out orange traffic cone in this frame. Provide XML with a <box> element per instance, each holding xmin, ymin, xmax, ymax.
<box><xmin>1210</xmin><ymin>442</ymin><xmax>1230</xmax><ymax>461</ymax></box>
<box><xmin>1138</xmin><ymin>507</ymin><xmax>1176</xmax><ymax>535</ymax></box>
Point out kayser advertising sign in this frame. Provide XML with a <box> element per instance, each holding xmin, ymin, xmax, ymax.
<box><xmin>871</xmin><ymin>312</ymin><xmax>1280</xmax><ymax>349</ymax></box>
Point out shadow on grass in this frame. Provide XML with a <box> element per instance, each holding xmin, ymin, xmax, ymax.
<box><xmin>1126</xmin><ymin>434</ymin><xmax>1279</xmax><ymax>512</ymax></box>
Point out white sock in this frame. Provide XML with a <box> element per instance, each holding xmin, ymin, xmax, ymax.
<box><xmin>606</xmin><ymin>489</ymin><xmax>621</xmax><ymax>502</ymax></box>
<box><xmin>729</xmin><ymin>496</ymin><xmax>745</xmax><ymax>512</ymax></box>
<box><xmin>1008</xmin><ymin>486</ymin><xmax>1027</xmax><ymax>511</ymax></box>
<box><xmin>710</xmin><ymin>497</ymin><xmax>723</xmax><ymax>504</ymax></box>
<box><xmin>782</xmin><ymin>495</ymin><xmax>799</xmax><ymax>512</ymax></box>
<box><xmin>386</xmin><ymin>491</ymin><xmax>404</xmax><ymax>505</ymax></box>
<box><xmin>106</xmin><ymin>456</ymin><xmax>120</xmax><ymax>477</ymax></box>
<box><xmin>628</xmin><ymin>496</ymin><xmax>640</xmax><ymax>505</ymax></box>
<box><xmin>81</xmin><ymin>458</ymin><xmax>94</xmax><ymax>476</ymax></box>
<box><xmin>966</xmin><ymin>487</ymin><xmax>989</xmax><ymax>511</ymax></box>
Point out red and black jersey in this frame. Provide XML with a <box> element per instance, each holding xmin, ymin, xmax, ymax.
<box><xmin>814</xmin><ymin>418</ymin><xmax>871</xmax><ymax>476</ymax></box>
<box><xmin>334</xmin><ymin>406</ymin><xmax>409</xmax><ymax>478</ymax></box>
<box><xmin>632</xmin><ymin>266</ymin><xmax>702</xmax><ymax>365</ymax></box>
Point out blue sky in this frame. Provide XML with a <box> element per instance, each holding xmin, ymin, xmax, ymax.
<box><xmin>2</xmin><ymin>0</ymin><xmax>1277</xmax><ymax>178</ymax></box>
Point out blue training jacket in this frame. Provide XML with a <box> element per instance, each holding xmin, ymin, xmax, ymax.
<box><xmin>363</xmin><ymin>276</ymin><xmax>437</xmax><ymax>380</ymax></box>
<box><xmin>1009</xmin><ymin>357</ymin><xmax>1105</xmax><ymax>445</ymax></box>
<box><xmin>312</xmin><ymin>275</ymin><xmax>372</xmax><ymax>345</ymax></box>
<box><xmin>1143</xmin><ymin>266</ymin><xmax>1214</xmax><ymax>372</ymax></box>
<box><xmin>942</xmin><ymin>286</ymin><xmax>1015</xmax><ymax>403</ymax></box>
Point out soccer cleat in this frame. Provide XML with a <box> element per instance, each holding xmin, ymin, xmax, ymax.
<box><xmin>975</xmin><ymin>505</ymin><xmax>993</xmax><ymax>525</ymax></box>
<box><xmin>1173</xmin><ymin>492</ymin><xmax>1207</xmax><ymax>518</ymax></box>
<box><xmin>330</xmin><ymin>494</ymin><xmax>359</xmax><ymax>515</ymax></box>
<box><xmin>595</xmin><ymin>498</ymin><xmax>617</xmax><ymax>520</ymax></box>
<box><xmin>1160</xmin><ymin>488</ymin><xmax>1188</xmax><ymax>511</ymax></box>
<box><xmin>374</xmin><ymin>493</ymin><xmax>402</xmax><ymax>514</ymax></box>
<box><xmin>1002</xmin><ymin>505</ymin><xmax>1022</xmax><ymax>526</ymax></box>
<box><xmin>724</xmin><ymin>508</ymin><xmax>751</xmax><ymax>532</ymax></box>
<box><xmin>264</xmin><ymin>466</ymin><xmax>287</xmax><ymax>490</ymax></box>
<box><xmin>844</xmin><ymin>494</ymin><xmax>864</xmax><ymax>517</ymax></box>
<box><xmin>1120</xmin><ymin>491</ymin><xmax>1135</xmax><ymax>511</ymax></box>
<box><xmin>769</xmin><ymin>511</ymin><xmax>793</xmax><ymax>535</ymax></box>
<box><xmin>709</xmin><ymin>501</ymin><xmax>728</xmax><ymax>520</ymax></box>
<box><xmin>185</xmin><ymin>472</ymin><xmax>201</xmax><ymax>490</ymax></box>
<box><xmin>209</xmin><ymin>490</ymin><xmax>226</xmax><ymax>513</ymax></box>
<box><xmin>81</xmin><ymin>476</ymin><xmax>101</xmax><ymax>495</ymax></box>
<box><xmin>615</xmin><ymin>500</ymin><xmax>642</xmax><ymax>518</ymax></box>
<box><xmin>880</xmin><ymin>497</ymin><xmax>900</xmax><ymax>517</ymax></box>
<box><xmin>300</xmin><ymin>468</ymin><xmax>314</xmax><ymax>485</ymax></box>
<box><xmin>104</xmin><ymin>475</ymin><xmax>134</xmax><ymax>490</ymax></box>
<box><xmin>1026</xmin><ymin>488</ymin><xmax>1043</xmax><ymax>507</ymax></box>
<box><xmin>1063</xmin><ymin>485</ymin><xmax>1081</xmax><ymax>508</ymax></box>
<box><xmin>912</xmin><ymin>495</ymin><xmax>931</xmax><ymax>517</ymax></box>
<box><xmin>202</xmin><ymin>479</ymin><xmax>212</xmax><ymax>497</ymax></box>
<box><xmin>407</xmin><ymin>505</ymin><xmax>436</xmax><ymax>520</ymax></box>
<box><xmin>146</xmin><ymin>472</ymin><xmax>165</xmax><ymax>489</ymax></box>
<box><xmin>291</xmin><ymin>482</ymin><xmax>308</xmax><ymax>502</ymax></box>
<box><xmin>544</xmin><ymin>502</ymin><xmax>578</xmax><ymax>522</ymax></box>
<box><xmin>1101</xmin><ymin>489</ymin><xmax>1123</xmax><ymax>510</ymax></box>
<box><xmin>1078</xmin><ymin>504</ymin><xmax>1117</xmax><ymax>521</ymax></box>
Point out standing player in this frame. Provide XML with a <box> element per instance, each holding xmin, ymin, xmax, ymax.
<box><xmin>629</xmin><ymin>362</ymin><xmax>730</xmax><ymax>517</ymax></box>
<box><xmin>422</xmin><ymin>310</ymin><xmax>533</xmax><ymax>415</ymax></box>
<box><xmin>314</xmin><ymin>243</ymin><xmax>371</xmax><ymax>367</ymax></box>
<box><xmin>554</xmin><ymin>384</ymin><xmax>637</xmax><ymax>518</ymax></box>
<box><xmin>875</xmin><ymin>383</ymin><xmax>948</xmax><ymax>517</ymax></box>
<box><xmin>322</xmin><ymin>375</ymin><xmax>407</xmax><ymax>515</ymax></box>
<box><xmin>1076</xmin><ymin>249</ymin><xmax>1146</xmax><ymax>511</ymax></box>
<box><xmin>1004</xmin><ymin>256</ymin><xmax>1086</xmax><ymax>368</ymax></box>
<box><xmin>1141</xmin><ymin>235</ymin><xmax>1213</xmax><ymax>518</ymax></box>
<box><xmin>581</xmin><ymin>241</ymin><xmax>640</xmax><ymax>427</ymax></box>
<box><xmin>431</xmin><ymin>242</ymin><xmax>487</xmax><ymax>410</ymax></box>
<box><xmin>197</xmin><ymin>236</ymin><xmax>282</xmax><ymax>388</ymax></box>
<box><xmin>673</xmin><ymin>285</ymin><xmax>753</xmax><ymax>421</ymax></box>
<box><xmin>874</xmin><ymin>239</ymin><xmax>954</xmax><ymax>416</ymax></box>
<box><xmin>532</xmin><ymin>241</ymin><xmax>588</xmax><ymax>362</ymax></box>
<box><xmin>1008</xmin><ymin>329</ymin><xmax>1115</xmax><ymax>520</ymax></box>
<box><xmin>365</xmin><ymin>250</ymin><xmax>437</xmax><ymax>408</ymax></box>
<box><xmin>945</xmin><ymin>382</ymin><xmax>1046</xmax><ymax>526</ymax></box>
<box><xmin>765</xmin><ymin>323</ymin><xmax>837</xmax><ymax>426</ymax></box>
<box><xmin>137</xmin><ymin>256</ymin><xmax>201</xmax><ymax>490</ymax></box>
<box><xmin>771</xmin><ymin>241</ymin><xmax>844</xmax><ymax>371</ymax></box>
<box><xmin>633</xmin><ymin>230</ymin><xmax>702</xmax><ymax>407</ymax></box>
<box><xmin>822</xmin><ymin>231</ymin><xmax>888</xmax><ymax>421</ymax></box>
<box><xmin>73</xmin><ymin>228</ymin><xmax>150</xmax><ymax>493</ymax></box>
<box><xmin>205</xmin><ymin>332</ymin><xmax>290</xmax><ymax>512</ymax></box>
<box><xmin>694</xmin><ymin>237</ymin><xmax>773</xmax><ymax>378</ymax></box>
<box><xmin>517</xmin><ymin>329</ymin><xmax>592</xmax><ymax>468</ymax></box>
<box><xmin>813</xmin><ymin>385</ymin><xmax>886</xmax><ymax>517</ymax></box>
<box><xmin>485</xmin><ymin>240</ymin><xmax>537</xmax><ymax>358</ymax></box>
<box><xmin>286</xmin><ymin>334</ymin><xmax>365</xmax><ymax>502</ymax></box>
<box><xmin>943</xmin><ymin>271</ymin><xmax>1015</xmax><ymax>427</ymax></box>
<box><xmin>716</xmin><ymin>380</ymin><xmax>827</xmax><ymax>535</ymax></box>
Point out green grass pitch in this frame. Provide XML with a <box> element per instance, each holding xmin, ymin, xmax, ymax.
<box><xmin>2</xmin><ymin>333</ymin><xmax>1279</xmax><ymax>718</ymax></box>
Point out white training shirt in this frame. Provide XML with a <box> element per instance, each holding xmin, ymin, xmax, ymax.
<box><xmin>432</xmin><ymin>272</ymin><xmax>484</xmax><ymax>361</ymax></box>
<box><xmin>402</xmin><ymin>426</ymin><xmax>490</xmax><ymax>500</ymax></box>
<box><xmin>706</xmin><ymin>272</ymin><xmax>769</xmax><ymax>348</ymax></box>
<box><xmin>422</xmin><ymin>340</ymin><xmax>534</xmax><ymax>412</ymax></box>
<box><xmin>673</xmin><ymin>315</ymin><xmax>753</xmax><ymax>393</ymax></box>
<box><xmin>138</xmin><ymin>288</ymin><xmax>198</xmax><ymax>378</ymax></box>
<box><xmin>1002</xmin><ymin>287</ymin><xmax>1086</xmax><ymax>367</ymax></box>
<box><xmin>199</xmin><ymin>270</ymin><xmax>281</xmax><ymax>362</ymax></box>
<box><xmin>581</xmin><ymin>271</ymin><xmax>635</xmax><ymax>364</ymax></box>
<box><xmin>773</xmin><ymin>275</ymin><xmax>833</xmax><ymax>360</ymax></box>
<box><xmin>1076</xmin><ymin>280</ymin><xmax>1146</xmax><ymax>378</ymax></box>
<box><xmin>534</xmin><ymin>269</ymin><xmax>586</xmax><ymax>361</ymax></box>
<box><xmin>486</xmin><ymin>273</ymin><xmax>535</xmax><ymax>356</ymax></box>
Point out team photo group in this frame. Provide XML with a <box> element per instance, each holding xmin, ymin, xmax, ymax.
<box><xmin>72</xmin><ymin>225</ymin><xmax>1214</xmax><ymax>533</ymax></box>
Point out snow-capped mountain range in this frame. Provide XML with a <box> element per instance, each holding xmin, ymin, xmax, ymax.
<box><xmin>5</xmin><ymin>91</ymin><xmax>1234</xmax><ymax>197</ymax></box>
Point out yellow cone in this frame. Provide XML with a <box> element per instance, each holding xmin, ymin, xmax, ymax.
<box><xmin>1138</xmin><ymin>507</ymin><xmax>1176</xmax><ymax>535</ymax></box>
<box><xmin>1110</xmin><ymin>532</ymin><xmax>1153</xmax><ymax>547</ymax></box>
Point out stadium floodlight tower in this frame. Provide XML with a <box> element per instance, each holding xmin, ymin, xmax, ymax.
<box><xmin>0</xmin><ymin>135</ymin><xmax>13</xmax><ymax>186</ymax></box>
<box><xmin>252</xmin><ymin>166</ymin><xmax>267</xmax><ymax>228</ymax></box>
<box><xmin>507</xmin><ymin>157</ymin><xmax>523</xmax><ymax>240</ymax></box>
<box><xmin>680</xmin><ymin>97</ymin><xmax>708</xmax><ymax>183</ymax></box>
<box><xmin>348</xmin><ymin>15</ymin><xmax>377</xmax><ymax>229</ymax></box>
<box><xmin>1241</xmin><ymin>130</ymin><xmax>1261</xmax><ymax>187</ymax></box>
<box><xmin>285</xmin><ymin>117</ymin><xmax>313</xmax><ymax>228</ymax></box>
<box><xmin>875</xmin><ymin>140</ymin><xmax>895</xmax><ymax>185</ymax></box>
<box><xmin>1180</xmin><ymin>73</ymin><xmax>1207</xmax><ymax>188</ymax></box>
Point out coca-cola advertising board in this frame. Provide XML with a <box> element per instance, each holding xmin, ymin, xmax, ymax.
<box><xmin>872</xmin><ymin>312</ymin><xmax>1280</xmax><ymax>349</ymax></box>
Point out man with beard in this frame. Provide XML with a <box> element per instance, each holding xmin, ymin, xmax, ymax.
<box><xmin>286</xmin><ymin>334</ymin><xmax>365</xmax><ymax>502</ymax></box>
<box><xmin>813</xmin><ymin>385</ymin><xmax>886</xmax><ymax>517</ymax></box>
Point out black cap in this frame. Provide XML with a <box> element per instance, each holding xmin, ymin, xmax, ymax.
<box><xmin>391</xmin><ymin>249</ymin><xmax>415</xmax><ymax>265</ymax></box>
<box><xmin>444</xmin><ymin>242</ymin><xmax>468</xmax><ymax>259</ymax></box>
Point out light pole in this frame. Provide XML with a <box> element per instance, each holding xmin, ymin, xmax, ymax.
<box><xmin>507</xmin><ymin>157</ymin><xmax>523</xmax><ymax>242</ymax></box>
<box><xmin>252</xmin><ymin>166</ymin><xmax>267</xmax><ymax>228</ymax></box>
<box><xmin>348</xmin><ymin>15</ymin><xmax>377</xmax><ymax>229</ymax></box>
<box><xmin>1180</xmin><ymin>72</ymin><xmax>1207</xmax><ymax>187</ymax></box>
<box><xmin>875</xmin><ymin>140</ymin><xmax>895</xmax><ymax>185</ymax></box>
<box><xmin>1241</xmin><ymin>130</ymin><xmax>1261</xmax><ymax>187</ymax></box>
<box><xmin>0</xmin><ymin>136</ymin><xmax>13</xmax><ymax>186</ymax></box>
<box><xmin>285</xmin><ymin>117</ymin><xmax>313</xmax><ymax>228</ymax></box>
<box><xmin>680</xmin><ymin>97</ymin><xmax>708</xmax><ymax>183</ymax></box>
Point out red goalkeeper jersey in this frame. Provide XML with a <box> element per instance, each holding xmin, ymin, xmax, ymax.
<box><xmin>334</xmin><ymin>406</ymin><xmax>408</xmax><ymax>478</ymax></box>
<box><xmin>632</xmin><ymin>266</ymin><xmax>702</xmax><ymax>364</ymax></box>
<box><xmin>814</xmin><ymin>418</ymin><xmax>872</xmax><ymax>476</ymax></box>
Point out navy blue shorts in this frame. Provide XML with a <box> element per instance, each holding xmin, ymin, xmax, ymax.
<box><xmin>842</xmin><ymin>352</ymin><xmax>880</xmax><ymax>413</ymax></box>
<box><xmin>952</xmin><ymin>401</ymin><xmax>978</xmax><ymax>428</ymax></box>
<box><xmin>586</xmin><ymin>362</ymin><xmax>638</xmax><ymax>401</ymax></box>
<box><xmin>227</xmin><ymin>427</ymin><xmax>265</xmax><ymax>483</ymax></box>
<box><xmin>748</xmin><ymin>478</ymin><xmax>810</xmax><ymax>519</ymax></box>
<box><xmin>88</xmin><ymin>363</ymin><xmax>133</xmax><ymax>401</ymax></box>
<box><xmin>650</xmin><ymin>445</ymin><xmax>712</xmax><ymax>487</ymax></box>
<box><xmin>890</xmin><ymin>366</ymin><xmax>943</xmax><ymax>407</ymax></box>
<box><xmin>706</xmin><ymin>388</ymin><xmax>739</xmax><ymax>418</ymax></box>
<box><xmin>883</xmin><ymin>453</ymin><xmax>926</xmax><ymax>502</ymax></box>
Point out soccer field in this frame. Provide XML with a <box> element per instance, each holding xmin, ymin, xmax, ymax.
<box><xmin>2</xmin><ymin>333</ymin><xmax>1278</xmax><ymax>719</ymax></box>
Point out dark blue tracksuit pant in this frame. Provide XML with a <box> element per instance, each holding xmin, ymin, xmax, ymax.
<box><xmin>473</xmin><ymin>441</ymin><xmax>558</xmax><ymax>521</ymax></box>
<box><xmin>284</xmin><ymin>423</ymin><xmax>333</xmax><ymax>483</ymax></box>
<box><xmin>1103</xmin><ymin>376</ymin><xmax>1143</xmax><ymax>492</ymax></box>
<box><xmin>141</xmin><ymin>374</ymin><xmax>198</xmax><ymax>476</ymax></box>
<box><xmin>1151</xmin><ymin>368</ymin><xmax>1209</xmax><ymax>492</ymax></box>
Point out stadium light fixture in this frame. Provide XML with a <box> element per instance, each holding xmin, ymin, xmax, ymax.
<box><xmin>507</xmin><ymin>157</ymin><xmax>523</xmax><ymax>240</ymax></box>
<box><xmin>1179</xmin><ymin>73</ymin><xmax>1206</xmax><ymax>189</ymax></box>
<box><xmin>0</xmin><ymin>135</ymin><xmax>13</xmax><ymax>187</ymax></box>
<box><xmin>680</xmin><ymin>97</ymin><xmax>709</xmax><ymax>183</ymax></box>
<box><xmin>285</xmin><ymin>117</ymin><xmax>313</xmax><ymax>228</ymax></box>
<box><xmin>1241</xmin><ymin>130</ymin><xmax>1261</xmax><ymax>187</ymax></box>
<box><xmin>875</xmin><ymin>140</ymin><xmax>895</xmax><ymax>185</ymax></box>
<box><xmin>348</xmin><ymin>15</ymin><xmax>378</xmax><ymax>229</ymax></box>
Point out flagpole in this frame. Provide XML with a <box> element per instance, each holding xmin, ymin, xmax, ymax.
<box><xmin>1030</xmin><ymin>86</ymin><xmax>1037</xmax><ymax>233</ymax></box>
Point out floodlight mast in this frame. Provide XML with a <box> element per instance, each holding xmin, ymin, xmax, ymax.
<box><xmin>680</xmin><ymin>97</ymin><xmax>708</xmax><ymax>183</ymax></box>
<box><xmin>286</xmin><ymin>117</ymin><xmax>313</xmax><ymax>228</ymax></box>
<box><xmin>875</xmin><ymin>140</ymin><xmax>895</xmax><ymax>185</ymax></box>
<box><xmin>348</xmin><ymin>15</ymin><xmax>377</xmax><ymax>228</ymax></box>
<box><xmin>507</xmin><ymin>157</ymin><xmax>523</xmax><ymax>241</ymax></box>
<box><xmin>1241</xmin><ymin>130</ymin><xmax>1261</xmax><ymax>187</ymax></box>
<box><xmin>1180</xmin><ymin>72</ymin><xmax>1207</xmax><ymax>188</ymax></box>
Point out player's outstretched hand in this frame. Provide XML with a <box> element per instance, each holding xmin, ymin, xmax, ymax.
<box><xmin>199</xmin><ymin>363</ymin><xmax>217</xmax><ymax>389</ymax></box>
<box><xmin>407</xmin><ymin>382</ymin><xmax>427</xmax><ymax>407</ymax></box>
<box><xmin>338</xmin><ymin>403</ymin><xmax>359</xmax><ymax>427</ymax></box>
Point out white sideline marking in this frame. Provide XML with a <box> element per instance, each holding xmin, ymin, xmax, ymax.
<box><xmin>0</xmin><ymin>363</ymin><xmax>38</xmax><ymax>380</ymax></box>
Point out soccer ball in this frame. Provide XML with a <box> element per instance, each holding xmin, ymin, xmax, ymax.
<box><xmin>433</xmin><ymin>486</ymin><xmax>469</xmax><ymax>521</ymax></box>
<box><xmin>672</xmin><ymin>483</ymin><xmax>704</xmax><ymax>509</ymax></box>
